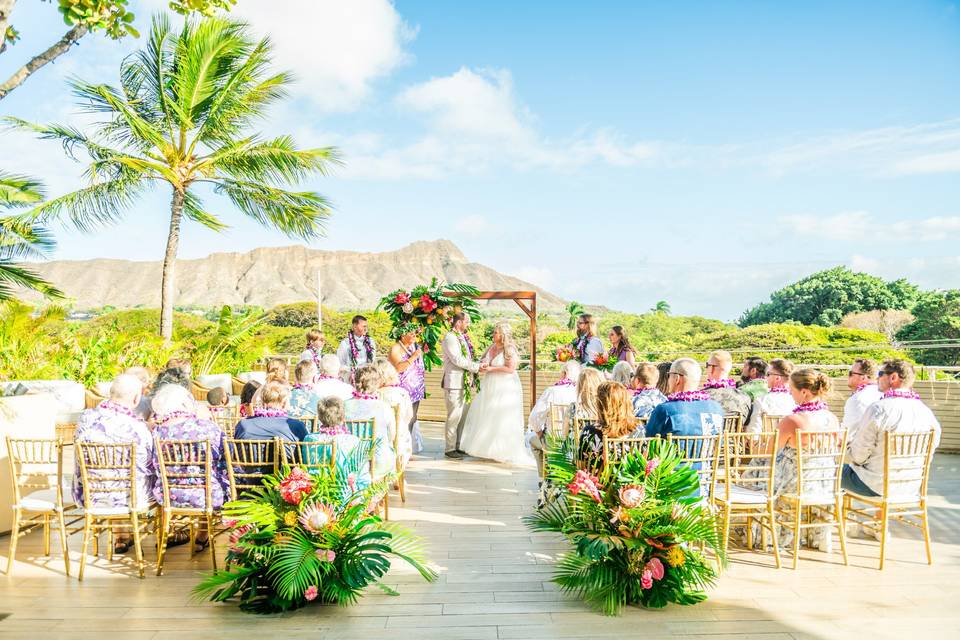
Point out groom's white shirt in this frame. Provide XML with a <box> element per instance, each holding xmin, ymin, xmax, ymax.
<box><xmin>441</xmin><ymin>331</ymin><xmax>479</xmax><ymax>390</ymax></box>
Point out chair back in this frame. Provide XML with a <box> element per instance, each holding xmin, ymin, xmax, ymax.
<box><xmin>6</xmin><ymin>437</ymin><xmax>64</xmax><ymax>505</ymax></box>
<box><xmin>882</xmin><ymin>429</ymin><xmax>936</xmax><ymax>502</ymax></box>
<box><xmin>721</xmin><ymin>430</ymin><xmax>779</xmax><ymax>500</ymax></box>
<box><xmin>211</xmin><ymin>412</ymin><xmax>238</xmax><ymax>438</ymax></box>
<box><xmin>293</xmin><ymin>416</ymin><xmax>319</xmax><ymax>433</ymax></box>
<box><xmin>191</xmin><ymin>381</ymin><xmax>211</xmax><ymax>402</ymax></box>
<box><xmin>282</xmin><ymin>441</ymin><xmax>337</xmax><ymax>477</ymax></box>
<box><xmin>761</xmin><ymin>414</ymin><xmax>789</xmax><ymax>432</ymax></box>
<box><xmin>155</xmin><ymin>439</ymin><xmax>214</xmax><ymax>512</ymax></box>
<box><xmin>667</xmin><ymin>433</ymin><xmax>721</xmax><ymax>500</ymax></box>
<box><xmin>75</xmin><ymin>441</ymin><xmax>138</xmax><ymax>511</ymax></box>
<box><xmin>345</xmin><ymin>418</ymin><xmax>377</xmax><ymax>477</ymax></box>
<box><xmin>723</xmin><ymin>413</ymin><xmax>743</xmax><ymax>434</ymax></box>
<box><xmin>548</xmin><ymin>403</ymin><xmax>571</xmax><ymax>439</ymax></box>
<box><xmin>602</xmin><ymin>435</ymin><xmax>656</xmax><ymax>469</ymax></box>
<box><xmin>223</xmin><ymin>437</ymin><xmax>280</xmax><ymax>500</ymax></box>
<box><xmin>794</xmin><ymin>430</ymin><xmax>847</xmax><ymax>502</ymax></box>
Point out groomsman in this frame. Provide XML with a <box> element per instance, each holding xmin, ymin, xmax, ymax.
<box><xmin>441</xmin><ymin>312</ymin><xmax>485</xmax><ymax>459</ymax></box>
<box><xmin>573</xmin><ymin>314</ymin><xmax>604</xmax><ymax>366</ymax></box>
<box><xmin>337</xmin><ymin>315</ymin><xmax>377</xmax><ymax>382</ymax></box>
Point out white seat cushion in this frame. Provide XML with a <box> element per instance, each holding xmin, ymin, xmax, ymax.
<box><xmin>716</xmin><ymin>483</ymin><xmax>769</xmax><ymax>504</ymax></box>
<box><xmin>84</xmin><ymin>503</ymin><xmax>155</xmax><ymax>517</ymax></box>
<box><xmin>15</xmin><ymin>488</ymin><xmax>74</xmax><ymax>512</ymax></box>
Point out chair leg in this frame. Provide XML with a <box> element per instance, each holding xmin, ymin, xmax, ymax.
<box><xmin>878</xmin><ymin>504</ymin><xmax>889</xmax><ymax>571</ymax></box>
<box><xmin>721</xmin><ymin>505</ymin><xmax>732</xmax><ymax>571</ymax></box>
<box><xmin>107</xmin><ymin>528</ymin><xmax>114</xmax><ymax>563</ymax></box>
<box><xmin>130</xmin><ymin>513</ymin><xmax>144</xmax><ymax>579</ymax></box>
<box><xmin>79</xmin><ymin>516</ymin><xmax>92</xmax><ymax>581</ymax></box>
<box><xmin>92</xmin><ymin>527</ymin><xmax>99</xmax><ymax>557</ymax></box>
<box><xmin>6</xmin><ymin>508</ymin><xmax>21</xmax><ymax>575</ymax></box>
<box><xmin>43</xmin><ymin>514</ymin><xmax>50</xmax><ymax>556</ymax></box>
<box><xmin>791</xmin><ymin>503</ymin><xmax>802</xmax><ymax>570</ymax></box>
<box><xmin>921</xmin><ymin>501</ymin><xmax>933</xmax><ymax>565</ymax></box>
<box><xmin>768</xmin><ymin>504</ymin><xmax>781</xmax><ymax>569</ymax></box>
<box><xmin>207</xmin><ymin>515</ymin><xmax>218</xmax><ymax>573</ymax></box>
<box><xmin>383</xmin><ymin>492</ymin><xmax>389</xmax><ymax>522</ymax></box>
<box><xmin>836</xmin><ymin>499</ymin><xmax>848</xmax><ymax>566</ymax></box>
<box><xmin>746</xmin><ymin>515</ymin><xmax>753</xmax><ymax>549</ymax></box>
<box><xmin>156</xmin><ymin>512</ymin><xmax>169</xmax><ymax>577</ymax></box>
<box><xmin>57</xmin><ymin>510</ymin><xmax>71</xmax><ymax>577</ymax></box>
<box><xmin>399</xmin><ymin>472</ymin><xmax>406</xmax><ymax>503</ymax></box>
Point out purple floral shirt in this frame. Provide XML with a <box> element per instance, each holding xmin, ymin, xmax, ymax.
<box><xmin>72</xmin><ymin>406</ymin><xmax>155</xmax><ymax>510</ymax></box>
<box><xmin>150</xmin><ymin>416</ymin><xmax>229</xmax><ymax>509</ymax></box>
<box><xmin>398</xmin><ymin>346</ymin><xmax>426</xmax><ymax>403</ymax></box>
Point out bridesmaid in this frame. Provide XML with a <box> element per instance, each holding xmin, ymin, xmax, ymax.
<box><xmin>388</xmin><ymin>323</ymin><xmax>426</xmax><ymax>453</ymax></box>
<box><xmin>608</xmin><ymin>325</ymin><xmax>637</xmax><ymax>367</ymax></box>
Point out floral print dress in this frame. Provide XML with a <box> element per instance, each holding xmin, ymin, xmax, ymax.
<box><xmin>150</xmin><ymin>416</ymin><xmax>230</xmax><ymax>510</ymax></box>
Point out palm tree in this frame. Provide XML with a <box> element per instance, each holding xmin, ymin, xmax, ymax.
<box><xmin>7</xmin><ymin>14</ymin><xmax>339</xmax><ymax>339</ymax></box>
<box><xmin>565</xmin><ymin>301</ymin><xmax>585</xmax><ymax>330</ymax></box>
<box><xmin>0</xmin><ymin>172</ymin><xmax>62</xmax><ymax>301</ymax></box>
<box><xmin>651</xmin><ymin>300</ymin><xmax>671</xmax><ymax>315</ymax></box>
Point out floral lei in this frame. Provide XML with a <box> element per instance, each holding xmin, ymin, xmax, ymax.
<box><xmin>155</xmin><ymin>410</ymin><xmax>196</xmax><ymax>426</ymax></box>
<box><xmin>253</xmin><ymin>408</ymin><xmax>288</xmax><ymax>418</ymax></box>
<box><xmin>347</xmin><ymin>332</ymin><xmax>375</xmax><ymax>367</ymax></box>
<box><xmin>98</xmin><ymin>400</ymin><xmax>141</xmax><ymax>421</ymax></box>
<box><xmin>317</xmin><ymin>425</ymin><xmax>349</xmax><ymax>436</ymax></box>
<box><xmin>458</xmin><ymin>331</ymin><xmax>481</xmax><ymax>402</ymax></box>
<box><xmin>306</xmin><ymin>345</ymin><xmax>322</xmax><ymax>371</ymax></box>
<box><xmin>572</xmin><ymin>333</ymin><xmax>590</xmax><ymax>359</ymax></box>
<box><xmin>702</xmin><ymin>379</ymin><xmax>737</xmax><ymax>390</ymax></box>
<box><xmin>768</xmin><ymin>386</ymin><xmax>789</xmax><ymax>393</ymax></box>
<box><xmin>352</xmin><ymin>392</ymin><xmax>379</xmax><ymax>401</ymax></box>
<box><xmin>883</xmin><ymin>388</ymin><xmax>921</xmax><ymax>400</ymax></box>
<box><xmin>667</xmin><ymin>390</ymin><xmax>710</xmax><ymax>402</ymax></box>
<box><xmin>554</xmin><ymin>378</ymin><xmax>576</xmax><ymax>387</ymax></box>
<box><xmin>793</xmin><ymin>400</ymin><xmax>828</xmax><ymax>414</ymax></box>
<box><xmin>292</xmin><ymin>383</ymin><xmax>313</xmax><ymax>391</ymax></box>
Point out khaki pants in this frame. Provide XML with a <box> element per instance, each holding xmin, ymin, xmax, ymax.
<box><xmin>527</xmin><ymin>430</ymin><xmax>547</xmax><ymax>477</ymax></box>
<box><xmin>444</xmin><ymin>389</ymin><xmax>469</xmax><ymax>453</ymax></box>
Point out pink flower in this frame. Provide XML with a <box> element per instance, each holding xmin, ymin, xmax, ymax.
<box><xmin>618</xmin><ymin>484</ymin><xmax>645</xmax><ymax>508</ymax></box>
<box><xmin>304</xmin><ymin>585</ymin><xmax>319</xmax><ymax>601</ymax></box>
<box><xmin>394</xmin><ymin>292</ymin><xmax>411</xmax><ymax>304</ymax></box>
<box><xmin>228</xmin><ymin>524</ymin><xmax>254</xmax><ymax>554</ymax></box>
<box><xmin>645</xmin><ymin>557</ymin><xmax>664</xmax><ymax>581</ymax></box>
<box><xmin>347</xmin><ymin>473</ymin><xmax>357</xmax><ymax>493</ymax></box>
<box><xmin>279</xmin><ymin>467</ymin><xmax>314</xmax><ymax>505</ymax></box>
<box><xmin>567</xmin><ymin>470</ymin><xmax>603</xmax><ymax>503</ymax></box>
<box><xmin>299</xmin><ymin>503</ymin><xmax>336</xmax><ymax>533</ymax></box>
<box><xmin>316</xmin><ymin>548</ymin><xmax>336</xmax><ymax>563</ymax></box>
<box><xmin>419</xmin><ymin>295</ymin><xmax>438</xmax><ymax>313</ymax></box>
<box><xmin>640</xmin><ymin>570</ymin><xmax>653</xmax><ymax>590</ymax></box>
<box><xmin>223</xmin><ymin>519</ymin><xmax>238</xmax><ymax>528</ymax></box>
<box><xmin>645</xmin><ymin>458</ymin><xmax>661</xmax><ymax>475</ymax></box>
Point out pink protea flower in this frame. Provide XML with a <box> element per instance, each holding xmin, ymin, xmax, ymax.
<box><xmin>645</xmin><ymin>557</ymin><xmax>665</xmax><ymax>581</ymax></box>
<box><xmin>228</xmin><ymin>523</ymin><xmax>254</xmax><ymax>554</ymax></box>
<box><xmin>640</xmin><ymin>570</ymin><xmax>653</xmax><ymax>590</ymax></box>
<box><xmin>299</xmin><ymin>502</ymin><xmax>336</xmax><ymax>533</ymax></box>
<box><xmin>618</xmin><ymin>484</ymin><xmax>645</xmax><ymax>508</ymax></box>
<box><xmin>223</xmin><ymin>519</ymin><xmax>238</xmax><ymax>528</ymax></box>
<box><xmin>316</xmin><ymin>548</ymin><xmax>336</xmax><ymax>563</ymax></box>
<box><xmin>567</xmin><ymin>469</ymin><xmax>603</xmax><ymax>503</ymax></box>
<box><xmin>394</xmin><ymin>291</ymin><xmax>411</xmax><ymax>304</ymax></box>
<box><xmin>279</xmin><ymin>467</ymin><xmax>314</xmax><ymax>505</ymax></box>
<box><xmin>347</xmin><ymin>472</ymin><xmax>358</xmax><ymax>494</ymax></box>
<box><xmin>645</xmin><ymin>457</ymin><xmax>661</xmax><ymax>475</ymax></box>
<box><xmin>304</xmin><ymin>585</ymin><xmax>319</xmax><ymax>601</ymax></box>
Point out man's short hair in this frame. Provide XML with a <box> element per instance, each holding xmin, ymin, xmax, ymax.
<box><xmin>562</xmin><ymin>360</ymin><xmax>582</xmax><ymax>381</ymax></box>
<box><xmin>110</xmin><ymin>374</ymin><xmax>142</xmax><ymax>404</ymax></box>
<box><xmin>670</xmin><ymin>358</ymin><xmax>702</xmax><ymax>386</ymax></box>
<box><xmin>634</xmin><ymin>363</ymin><xmax>659</xmax><ymax>388</ymax></box>
<box><xmin>743</xmin><ymin>357</ymin><xmax>768</xmax><ymax>377</ymax></box>
<box><xmin>295</xmin><ymin>359</ymin><xmax>316</xmax><ymax>383</ymax></box>
<box><xmin>320</xmin><ymin>354</ymin><xmax>341</xmax><ymax>377</ymax></box>
<box><xmin>710</xmin><ymin>350</ymin><xmax>733</xmax><ymax>371</ymax></box>
<box><xmin>261</xmin><ymin>380</ymin><xmax>290</xmax><ymax>407</ymax></box>
<box><xmin>317</xmin><ymin>396</ymin><xmax>345</xmax><ymax>428</ymax></box>
<box><xmin>351</xmin><ymin>315</ymin><xmax>367</xmax><ymax>326</ymax></box>
<box><xmin>852</xmin><ymin>358</ymin><xmax>877</xmax><ymax>379</ymax></box>
<box><xmin>882</xmin><ymin>359</ymin><xmax>916</xmax><ymax>387</ymax></box>
<box><xmin>206</xmin><ymin>387</ymin><xmax>228</xmax><ymax>406</ymax></box>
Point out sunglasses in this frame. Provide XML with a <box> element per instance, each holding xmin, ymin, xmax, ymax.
<box><xmin>848</xmin><ymin>370</ymin><xmax>864</xmax><ymax>377</ymax></box>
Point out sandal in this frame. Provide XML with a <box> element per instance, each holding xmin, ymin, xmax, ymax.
<box><xmin>194</xmin><ymin>536</ymin><xmax>210</xmax><ymax>553</ymax></box>
<box><xmin>164</xmin><ymin>529</ymin><xmax>191</xmax><ymax>548</ymax></box>
<box><xmin>113</xmin><ymin>539</ymin><xmax>132</xmax><ymax>554</ymax></box>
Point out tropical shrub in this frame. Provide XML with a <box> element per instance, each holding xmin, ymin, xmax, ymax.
<box><xmin>193</xmin><ymin>465</ymin><xmax>437</xmax><ymax>614</ymax></box>
<box><xmin>897</xmin><ymin>290</ymin><xmax>960</xmax><ymax>366</ymax></box>
<box><xmin>526</xmin><ymin>438</ymin><xmax>722</xmax><ymax>614</ymax></box>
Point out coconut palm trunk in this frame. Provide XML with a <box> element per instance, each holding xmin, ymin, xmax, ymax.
<box><xmin>160</xmin><ymin>189</ymin><xmax>185</xmax><ymax>340</ymax></box>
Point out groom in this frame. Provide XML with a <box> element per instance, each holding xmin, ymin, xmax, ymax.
<box><xmin>441</xmin><ymin>311</ymin><xmax>485</xmax><ymax>459</ymax></box>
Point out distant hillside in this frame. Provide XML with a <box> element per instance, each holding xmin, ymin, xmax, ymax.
<box><xmin>27</xmin><ymin>239</ymin><xmax>567</xmax><ymax>311</ymax></box>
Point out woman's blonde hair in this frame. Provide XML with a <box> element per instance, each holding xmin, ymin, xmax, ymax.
<box><xmin>261</xmin><ymin>379</ymin><xmax>290</xmax><ymax>407</ymax></box>
<box><xmin>790</xmin><ymin>368</ymin><xmax>832</xmax><ymax>397</ymax></box>
<box><xmin>634</xmin><ymin>362</ymin><xmax>659</xmax><ymax>388</ymax></box>
<box><xmin>317</xmin><ymin>396</ymin><xmax>344</xmax><ymax>427</ymax></box>
<box><xmin>576</xmin><ymin>368</ymin><xmax>604</xmax><ymax>418</ymax></box>
<box><xmin>597</xmin><ymin>382</ymin><xmax>635</xmax><ymax>438</ymax></box>
<box><xmin>265</xmin><ymin>357</ymin><xmax>288</xmax><ymax>383</ymax></box>
<box><xmin>305</xmin><ymin>329</ymin><xmax>323</xmax><ymax>347</ymax></box>
<box><xmin>493</xmin><ymin>320</ymin><xmax>516</xmax><ymax>355</ymax></box>
<box><xmin>769</xmin><ymin>358</ymin><xmax>794</xmax><ymax>378</ymax></box>
<box><xmin>353</xmin><ymin>364</ymin><xmax>381</xmax><ymax>395</ymax></box>
<box><xmin>374</xmin><ymin>358</ymin><xmax>400</xmax><ymax>386</ymax></box>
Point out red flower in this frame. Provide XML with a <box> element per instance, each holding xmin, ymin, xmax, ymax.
<box><xmin>593</xmin><ymin>353</ymin><xmax>609</xmax><ymax>366</ymax></box>
<box><xmin>567</xmin><ymin>469</ymin><xmax>603</xmax><ymax>503</ymax></box>
<box><xmin>279</xmin><ymin>467</ymin><xmax>314</xmax><ymax>505</ymax></box>
<box><xmin>418</xmin><ymin>294</ymin><xmax>438</xmax><ymax>313</ymax></box>
<box><xmin>394</xmin><ymin>291</ymin><xmax>411</xmax><ymax>304</ymax></box>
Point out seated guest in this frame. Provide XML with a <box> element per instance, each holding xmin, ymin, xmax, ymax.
<box><xmin>299</xmin><ymin>328</ymin><xmax>325</xmax><ymax>375</ymax></box>
<box><xmin>234</xmin><ymin>380</ymin><xmax>308</xmax><ymax>443</ymax></box>
<box><xmin>303</xmin><ymin>397</ymin><xmax>372</xmax><ymax>493</ymax></box>
<box><xmin>527</xmin><ymin>360</ymin><xmax>582</xmax><ymax>476</ymax></box>
<box><xmin>314</xmin><ymin>354</ymin><xmax>355</xmax><ymax>401</ymax></box>
<box><xmin>206</xmin><ymin>386</ymin><xmax>230</xmax><ymax>414</ymax></box>
<box><xmin>238</xmin><ymin>380</ymin><xmax>260</xmax><ymax>418</ymax></box>
<box><xmin>737</xmin><ymin>357</ymin><xmax>769</xmax><ymax>402</ymax></box>
<box><xmin>569</xmin><ymin>367</ymin><xmax>605</xmax><ymax>433</ymax></box>
<box><xmin>844</xmin><ymin>359</ymin><xmax>941</xmax><ymax>498</ymax></box>
<box><xmin>343</xmin><ymin>364</ymin><xmax>397</xmax><ymax>479</ymax></box>
<box><xmin>631</xmin><ymin>362</ymin><xmax>667</xmax><ymax>419</ymax></box>
<box><xmin>124</xmin><ymin>366</ymin><xmax>153</xmax><ymax>420</ymax></box>
<box><xmin>702</xmin><ymin>349</ymin><xmax>751</xmax><ymax>423</ymax></box>
<box><xmin>608</xmin><ymin>325</ymin><xmax>637</xmax><ymax>367</ymax></box>
<box><xmin>578</xmin><ymin>381</ymin><xmax>642</xmax><ymax>471</ymax></box>
<box><xmin>654</xmin><ymin>361</ymin><xmax>673</xmax><ymax>395</ymax></box>
<box><xmin>374</xmin><ymin>359</ymin><xmax>414</xmax><ymax>469</ymax></box>
<box><xmin>289</xmin><ymin>360</ymin><xmax>322</xmax><ymax>418</ymax></box>
<box><xmin>841</xmin><ymin>358</ymin><xmax>883</xmax><ymax>438</ymax></box>
<box><xmin>150</xmin><ymin>384</ymin><xmax>229</xmax><ymax>551</ymax></box>
<box><xmin>72</xmin><ymin>374</ymin><xmax>154</xmax><ymax>554</ymax></box>
<box><xmin>646</xmin><ymin>358</ymin><xmax>724</xmax><ymax>438</ymax></box>
<box><xmin>611</xmin><ymin>360</ymin><xmax>635</xmax><ymax>387</ymax></box>
<box><xmin>746</xmin><ymin>358</ymin><xmax>796</xmax><ymax>433</ymax></box>
<box><xmin>251</xmin><ymin>358</ymin><xmax>288</xmax><ymax>410</ymax></box>
<box><xmin>153</xmin><ymin>366</ymin><xmax>192</xmax><ymax>393</ymax></box>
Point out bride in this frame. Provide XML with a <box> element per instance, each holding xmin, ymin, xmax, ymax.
<box><xmin>459</xmin><ymin>321</ymin><xmax>534</xmax><ymax>465</ymax></box>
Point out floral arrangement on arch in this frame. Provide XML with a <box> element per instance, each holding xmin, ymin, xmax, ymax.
<box><xmin>377</xmin><ymin>279</ymin><xmax>481</xmax><ymax>370</ymax></box>
<box><xmin>525</xmin><ymin>438</ymin><xmax>723</xmax><ymax>614</ymax></box>
<box><xmin>193</xmin><ymin>462</ymin><xmax>437</xmax><ymax>614</ymax></box>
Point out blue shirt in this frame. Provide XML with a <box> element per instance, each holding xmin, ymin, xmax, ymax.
<box><xmin>645</xmin><ymin>400</ymin><xmax>724</xmax><ymax>439</ymax></box>
<box><xmin>234</xmin><ymin>416</ymin><xmax>308</xmax><ymax>443</ymax></box>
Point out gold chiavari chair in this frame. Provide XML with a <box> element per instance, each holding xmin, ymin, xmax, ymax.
<box><xmin>210</xmin><ymin>411</ymin><xmax>239</xmax><ymax>438</ymax></box>
<box><xmin>667</xmin><ymin>433</ymin><xmax>722</xmax><ymax>505</ymax></box>
<box><xmin>761</xmin><ymin>414</ymin><xmax>789</xmax><ymax>432</ymax></box>
<box><xmin>281</xmin><ymin>441</ymin><xmax>337</xmax><ymax>478</ymax></box>
<box><xmin>776</xmin><ymin>430</ymin><xmax>849</xmax><ymax>569</ymax></box>
<box><xmin>717</xmin><ymin>414</ymin><xmax>745</xmax><ymax>481</ymax></box>
<box><xmin>154</xmin><ymin>439</ymin><xmax>218</xmax><ymax>575</ymax></box>
<box><xmin>345</xmin><ymin>418</ymin><xmax>387</xmax><ymax>520</ymax></box>
<box><xmin>547</xmin><ymin>403</ymin><xmax>572</xmax><ymax>439</ymax></box>
<box><xmin>5</xmin><ymin>437</ymin><xmax>73</xmax><ymax>576</ymax></box>
<box><xmin>293</xmin><ymin>416</ymin><xmax>319</xmax><ymax>434</ymax></box>
<box><xmin>75</xmin><ymin>441</ymin><xmax>154</xmax><ymax>580</ymax></box>
<box><xmin>223</xmin><ymin>438</ymin><xmax>280</xmax><ymax>500</ymax></box>
<box><xmin>843</xmin><ymin>429</ymin><xmax>936</xmax><ymax>570</ymax></box>
<box><xmin>602</xmin><ymin>435</ymin><xmax>657</xmax><ymax>470</ymax></box>
<box><xmin>714</xmin><ymin>430</ymin><xmax>781</xmax><ymax>569</ymax></box>
<box><xmin>391</xmin><ymin>404</ymin><xmax>407</xmax><ymax>504</ymax></box>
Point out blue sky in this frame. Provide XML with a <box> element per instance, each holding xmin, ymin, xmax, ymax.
<box><xmin>3</xmin><ymin>0</ymin><xmax>960</xmax><ymax>320</ymax></box>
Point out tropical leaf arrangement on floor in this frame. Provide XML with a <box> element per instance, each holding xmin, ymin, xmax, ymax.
<box><xmin>525</xmin><ymin>438</ymin><xmax>723</xmax><ymax>615</ymax></box>
<box><xmin>193</xmin><ymin>461</ymin><xmax>437</xmax><ymax>614</ymax></box>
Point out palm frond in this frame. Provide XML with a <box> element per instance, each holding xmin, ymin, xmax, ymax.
<box><xmin>28</xmin><ymin>174</ymin><xmax>150</xmax><ymax>231</ymax></box>
<box><xmin>208</xmin><ymin>136</ymin><xmax>341</xmax><ymax>184</ymax></box>
<box><xmin>212</xmin><ymin>179</ymin><xmax>330</xmax><ymax>240</ymax></box>
<box><xmin>0</xmin><ymin>172</ymin><xmax>45</xmax><ymax>208</ymax></box>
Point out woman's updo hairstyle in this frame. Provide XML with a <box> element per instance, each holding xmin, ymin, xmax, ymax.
<box><xmin>790</xmin><ymin>368</ymin><xmax>832</xmax><ymax>397</ymax></box>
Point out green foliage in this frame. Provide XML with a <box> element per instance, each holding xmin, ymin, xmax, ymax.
<box><xmin>57</xmin><ymin>1</ymin><xmax>139</xmax><ymax>39</ymax></box>
<box><xmin>739</xmin><ymin>267</ymin><xmax>919</xmax><ymax>327</ymax></box>
<box><xmin>897</xmin><ymin>290</ymin><xmax>960</xmax><ymax>366</ymax></box>
<box><xmin>0</xmin><ymin>173</ymin><xmax>62</xmax><ymax>301</ymax></box>
<box><xmin>651</xmin><ymin>300</ymin><xmax>671</xmax><ymax>315</ymax></box>
<box><xmin>266</xmin><ymin>302</ymin><xmax>321</xmax><ymax>329</ymax></box>
<box><xmin>188</xmin><ymin>306</ymin><xmax>268</xmax><ymax>375</ymax></box>
<box><xmin>170</xmin><ymin>0</ymin><xmax>237</xmax><ymax>17</ymax></box>
<box><xmin>565</xmin><ymin>301</ymin><xmax>585</xmax><ymax>329</ymax></box>
<box><xmin>77</xmin><ymin>308</ymin><xmax>213</xmax><ymax>339</ymax></box>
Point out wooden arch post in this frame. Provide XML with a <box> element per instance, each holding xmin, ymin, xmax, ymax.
<box><xmin>447</xmin><ymin>290</ymin><xmax>538</xmax><ymax>413</ymax></box>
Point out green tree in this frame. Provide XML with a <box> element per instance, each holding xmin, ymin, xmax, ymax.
<box><xmin>896</xmin><ymin>290</ymin><xmax>960</xmax><ymax>366</ymax></box>
<box><xmin>651</xmin><ymin>300</ymin><xmax>671</xmax><ymax>315</ymax></box>
<box><xmin>0</xmin><ymin>1</ymin><xmax>236</xmax><ymax>100</ymax></box>
<box><xmin>0</xmin><ymin>172</ymin><xmax>62</xmax><ymax>300</ymax></box>
<box><xmin>10</xmin><ymin>14</ymin><xmax>339</xmax><ymax>340</ymax></box>
<box><xmin>738</xmin><ymin>266</ymin><xmax>919</xmax><ymax>327</ymax></box>
<box><xmin>565</xmin><ymin>300</ymin><xmax>584</xmax><ymax>329</ymax></box>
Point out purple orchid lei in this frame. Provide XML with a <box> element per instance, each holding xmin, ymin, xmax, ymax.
<box><xmin>253</xmin><ymin>408</ymin><xmax>288</xmax><ymax>418</ymax></box>
<box><xmin>703</xmin><ymin>379</ymin><xmax>737</xmax><ymax>390</ymax></box>
<box><xmin>768</xmin><ymin>386</ymin><xmax>789</xmax><ymax>393</ymax></box>
<box><xmin>793</xmin><ymin>400</ymin><xmax>828</xmax><ymax>414</ymax></box>
<box><xmin>347</xmin><ymin>332</ymin><xmax>375</xmax><ymax>367</ymax></box>
<box><xmin>292</xmin><ymin>383</ymin><xmax>312</xmax><ymax>391</ymax></box>
<box><xmin>572</xmin><ymin>333</ymin><xmax>589</xmax><ymax>359</ymax></box>
<box><xmin>307</xmin><ymin>345</ymin><xmax>322</xmax><ymax>371</ymax></box>
<box><xmin>883</xmin><ymin>388</ymin><xmax>921</xmax><ymax>400</ymax></box>
<box><xmin>155</xmin><ymin>410</ymin><xmax>197</xmax><ymax>426</ymax></box>
<box><xmin>554</xmin><ymin>378</ymin><xmax>576</xmax><ymax>387</ymax></box>
<box><xmin>352</xmin><ymin>392</ymin><xmax>379</xmax><ymax>401</ymax></box>
<box><xmin>460</xmin><ymin>331</ymin><xmax>476</xmax><ymax>360</ymax></box>
<box><xmin>667</xmin><ymin>390</ymin><xmax>711</xmax><ymax>402</ymax></box>
<box><xmin>317</xmin><ymin>425</ymin><xmax>350</xmax><ymax>436</ymax></box>
<box><xmin>98</xmin><ymin>400</ymin><xmax>141</xmax><ymax>421</ymax></box>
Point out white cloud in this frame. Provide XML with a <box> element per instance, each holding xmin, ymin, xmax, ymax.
<box><xmin>893</xmin><ymin>150</ymin><xmax>960</xmax><ymax>175</ymax></box>
<box><xmin>454</xmin><ymin>215</ymin><xmax>492</xmax><ymax>235</ymax></box>
<box><xmin>512</xmin><ymin>265</ymin><xmax>555</xmax><ymax>289</ymax></box>
<box><xmin>781</xmin><ymin>211</ymin><xmax>960</xmax><ymax>242</ymax></box>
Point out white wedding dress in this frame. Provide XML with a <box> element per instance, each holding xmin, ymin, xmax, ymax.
<box><xmin>459</xmin><ymin>348</ymin><xmax>534</xmax><ymax>465</ymax></box>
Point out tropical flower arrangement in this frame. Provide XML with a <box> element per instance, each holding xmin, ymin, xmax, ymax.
<box><xmin>193</xmin><ymin>462</ymin><xmax>437</xmax><ymax>614</ymax></box>
<box><xmin>377</xmin><ymin>279</ymin><xmax>481</xmax><ymax>370</ymax></box>
<box><xmin>589</xmin><ymin>352</ymin><xmax>617</xmax><ymax>372</ymax></box>
<box><xmin>525</xmin><ymin>438</ymin><xmax>723</xmax><ymax>615</ymax></box>
<box><xmin>555</xmin><ymin>345</ymin><xmax>575</xmax><ymax>362</ymax></box>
